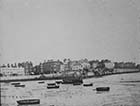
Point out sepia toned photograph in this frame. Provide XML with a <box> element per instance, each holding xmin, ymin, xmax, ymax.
<box><xmin>0</xmin><ymin>0</ymin><xmax>140</xmax><ymax>106</ymax></box>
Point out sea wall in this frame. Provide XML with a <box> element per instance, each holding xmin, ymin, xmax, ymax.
<box><xmin>114</xmin><ymin>68</ymin><xmax>140</xmax><ymax>73</ymax></box>
<box><xmin>0</xmin><ymin>73</ymin><xmax>62</xmax><ymax>82</ymax></box>
<box><xmin>0</xmin><ymin>68</ymin><xmax>140</xmax><ymax>82</ymax></box>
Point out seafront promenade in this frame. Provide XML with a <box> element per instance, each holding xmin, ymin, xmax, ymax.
<box><xmin>1</xmin><ymin>69</ymin><xmax>140</xmax><ymax>82</ymax></box>
<box><xmin>0</xmin><ymin>73</ymin><xmax>62</xmax><ymax>82</ymax></box>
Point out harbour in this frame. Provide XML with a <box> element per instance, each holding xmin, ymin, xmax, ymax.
<box><xmin>1</xmin><ymin>72</ymin><xmax>140</xmax><ymax>106</ymax></box>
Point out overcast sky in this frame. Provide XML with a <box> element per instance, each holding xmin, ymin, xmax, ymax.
<box><xmin>0</xmin><ymin>0</ymin><xmax>140</xmax><ymax>65</ymax></box>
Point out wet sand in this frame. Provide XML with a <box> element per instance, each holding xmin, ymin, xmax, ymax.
<box><xmin>1</xmin><ymin>72</ymin><xmax>140</xmax><ymax>106</ymax></box>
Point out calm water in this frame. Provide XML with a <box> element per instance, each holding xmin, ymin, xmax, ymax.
<box><xmin>1</xmin><ymin>73</ymin><xmax>140</xmax><ymax>106</ymax></box>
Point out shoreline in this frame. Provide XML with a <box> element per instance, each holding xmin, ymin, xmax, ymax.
<box><xmin>0</xmin><ymin>70</ymin><xmax>140</xmax><ymax>83</ymax></box>
<box><xmin>83</xmin><ymin>70</ymin><xmax>140</xmax><ymax>79</ymax></box>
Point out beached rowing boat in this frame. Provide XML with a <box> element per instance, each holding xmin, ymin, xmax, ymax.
<box><xmin>17</xmin><ymin>99</ymin><xmax>40</xmax><ymax>105</ymax></box>
<box><xmin>11</xmin><ymin>82</ymin><xmax>20</xmax><ymax>85</ymax></box>
<box><xmin>38</xmin><ymin>81</ymin><xmax>45</xmax><ymax>84</ymax></box>
<box><xmin>47</xmin><ymin>84</ymin><xmax>59</xmax><ymax>89</ymax></box>
<box><xmin>96</xmin><ymin>87</ymin><xmax>110</xmax><ymax>91</ymax></box>
<box><xmin>14</xmin><ymin>84</ymin><xmax>25</xmax><ymax>87</ymax></box>
<box><xmin>83</xmin><ymin>83</ymin><xmax>93</xmax><ymax>87</ymax></box>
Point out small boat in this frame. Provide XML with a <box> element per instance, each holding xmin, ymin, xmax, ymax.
<box><xmin>83</xmin><ymin>83</ymin><xmax>93</xmax><ymax>87</ymax></box>
<box><xmin>11</xmin><ymin>82</ymin><xmax>20</xmax><ymax>85</ymax></box>
<box><xmin>47</xmin><ymin>85</ymin><xmax>59</xmax><ymax>89</ymax></box>
<box><xmin>55</xmin><ymin>80</ymin><xmax>63</xmax><ymax>84</ymax></box>
<box><xmin>14</xmin><ymin>84</ymin><xmax>25</xmax><ymax>87</ymax></box>
<box><xmin>38</xmin><ymin>81</ymin><xmax>45</xmax><ymax>84</ymax></box>
<box><xmin>96</xmin><ymin>87</ymin><xmax>110</xmax><ymax>91</ymax></box>
<box><xmin>47</xmin><ymin>83</ymin><xmax>56</xmax><ymax>86</ymax></box>
<box><xmin>17</xmin><ymin>99</ymin><xmax>40</xmax><ymax>105</ymax></box>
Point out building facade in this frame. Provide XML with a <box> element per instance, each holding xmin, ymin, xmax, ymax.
<box><xmin>89</xmin><ymin>60</ymin><xmax>99</xmax><ymax>69</ymax></box>
<box><xmin>70</xmin><ymin>61</ymin><xmax>82</xmax><ymax>71</ymax></box>
<box><xmin>0</xmin><ymin>67</ymin><xmax>25</xmax><ymax>76</ymax></box>
<box><xmin>24</xmin><ymin>61</ymin><xmax>33</xmax><ymax>75</ymax></box>
<box><xmin>43</xmin><ymin>60</ymin><xmax>63</xmax><ymax>74</ymax></box>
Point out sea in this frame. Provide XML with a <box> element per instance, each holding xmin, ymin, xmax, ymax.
<box><xmin>1</xmin><ymin>72</ymin><xmax>140</xmax><ymax>106</ymax></box>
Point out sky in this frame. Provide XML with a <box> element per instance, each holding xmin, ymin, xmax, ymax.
<box><xmin>0</xmin><ymin>0</ymin><xmax>140</xmax><ymax>65</ymax></box>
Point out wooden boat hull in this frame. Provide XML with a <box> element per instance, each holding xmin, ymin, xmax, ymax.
<box><xmin>47</xmin><ymin>85</ymin><xmax>59</xmax><ymax>89</ymax></box>
<box><xmin>83</xmin><ymin>83</ymin><xmax>93</xmax><ymax>87</ymax></box>
<box><xmin>14</xmin><ymin>85</ymin><xmax>25</xmax><ymax>87</ymax></box>
<box><xmin>17</xmin><ymin>99</ymin><xmax>40</xmax><ymax>105</ymax></box>
<box><xmin>11</xmin><ymin>83</ymin><xmax>20</xmax><ymax>85</ymax></box>
<box><xmin>55</xmin><ymin>81</ymin><xmax>63</xmax><ymax>84</ymax></box>
<box><xmin>47</xmin><ymin>83</ymin><xmax>56</xmax><ymax>86</ymax></box>
<box><xmin>96</xmin><ymin>87</ymin><xmax>110</xmax><ymax>91</ymax></box>
<box><xmin>38</xmin><ymin>81</ymin><xmax>45</xmax><ymax>84</ymax></box>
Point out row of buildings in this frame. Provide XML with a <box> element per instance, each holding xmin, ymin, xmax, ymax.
<box><xmin>0</xmin><ymin>59</ymin><xmax>140</xmax><ymax>76</ymax></box>
<box><xmin>0</xmin><ymin>61</ymin><xmax>33</xmax><ymax>76</ymax></box>
<box><xmin>32</xmin><ymin>59</ymin><xmax>90</xmax><ymax>75</ymax></box>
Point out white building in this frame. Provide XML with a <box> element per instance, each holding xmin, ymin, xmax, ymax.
<box><xmin>0</xmin><ymin>67</ymin><xmax>25</xmax><ymax>76</ymax></box>
<box><xmin>104</xmin><ymin>62</ymin><xmax>114</xmax><ymax>69</ymax></box>
<box><xmin>78</xmin><ymin>59</ymin><xmax>90</xmax><ymax>69</ymax></box>
<box><xmin>60</xmin><ymin>59</ymin><xmax>90</xmax><ymax>71</ymax></box>
<box><xmin>71</xmin><ymin>62</ymin><xmax>83</xmax><ymax>71</ymax></box>
<box><xmin>70</xmin><ymin>59</ymin><xmax>90</xmax><ymax>71</ymax></box>
<box><xmin>60</xmin><ymin>64</ymin><xmax>65</xmax><ymax>72</ymax></box>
